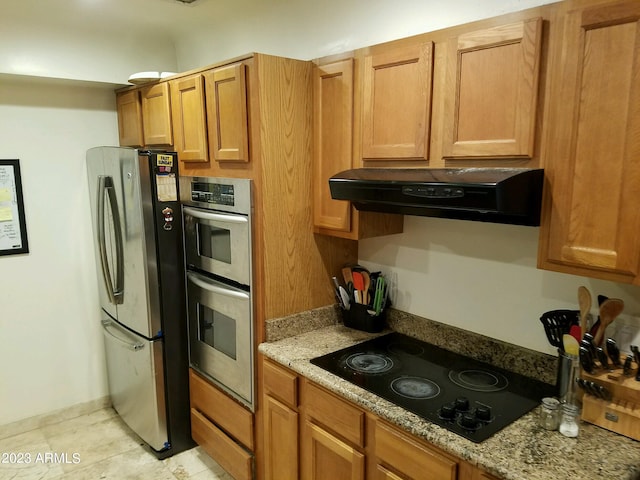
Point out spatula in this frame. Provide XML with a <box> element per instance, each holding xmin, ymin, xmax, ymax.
<box><xmin>593</xmin><ymin>298</ymin><xmax>624</xmax><ymax>347</ymax></box>
<box><xmin>563</xmin><ymin>334</ymin><xmax>580</xmax><ymax>356</ymax></box>
<box><xmin>352</xmin><ymin>271</ymin><xmax>365</xmax><ymax>304</ymax></box>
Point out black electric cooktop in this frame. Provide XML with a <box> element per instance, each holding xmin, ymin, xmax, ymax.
<box><xmin>310</xmin><ymin>332</ymin><xmax>555</xmax><ymax>443</ymax></box>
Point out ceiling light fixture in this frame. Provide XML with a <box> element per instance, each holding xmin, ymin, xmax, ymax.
<box><xmin>175</xmin><ymin>0</ymin><xmax>198</xmax><ymax>3</ymax></box>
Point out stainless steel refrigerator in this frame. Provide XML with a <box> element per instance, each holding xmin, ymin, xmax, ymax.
<box><xmin>86</xmin><ymin>146</ymin><xmax>193</xmax><ymax>458</ymax></box>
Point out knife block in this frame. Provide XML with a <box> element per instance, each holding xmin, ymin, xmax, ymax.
<box><xmin>580</xmin><ymin>365</ymin><xmax>640</xmax><ymax>441</ymax></box>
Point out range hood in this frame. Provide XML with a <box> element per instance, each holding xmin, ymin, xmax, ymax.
<box><xmin>329</xmin><ymin>168</ymin><xmax>544</xmax><ymax>226</ymax></box>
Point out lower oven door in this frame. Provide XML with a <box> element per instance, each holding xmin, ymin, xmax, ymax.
<box><xmin>186</xmin><ymin>271</ymin><xmax>253</xmax><ymax>409</ymax></box>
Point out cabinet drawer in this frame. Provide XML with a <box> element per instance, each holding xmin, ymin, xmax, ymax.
<box><xmin>304</xmin><ymin>381</ymin><xmax>365</xmax><ymax>447</ymax></box>
<box><xmin>191</xmin><ymin>408</ymin><xmax>253</xmax><ymax>480</ymax></box>
<box><xmin>263</xmin><ymin>359</ymin><xmax>298</xmax><ymax>409</ymax></box>
<box><xmin>189</xmin><ymin>369</ymin><xmax>254</xmax><ymax>450</ymax></box>
<box><xmin>375</xmin><ymin>420</ymin><xmax>457</xmax><ymax>480</ymax></box>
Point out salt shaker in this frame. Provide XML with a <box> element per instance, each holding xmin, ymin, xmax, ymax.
<box><xmin>539</xmin><ymin>397</ymin><xmax>560</xmax><ymax>430</ymax></box>
<box><xmin>559</xmin><ymin>403</ymin><xmax>580</xmax><ymax>437</ymax></box>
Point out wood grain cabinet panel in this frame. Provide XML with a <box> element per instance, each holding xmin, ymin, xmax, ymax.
<box><xmin>263</xmin><ymin>395</ymin><xmax>298</xmax><ymax>480</ymax></box>
<box><xmin>204</xmin><ymin>63</ymin><xmax>249</xmax><ymax>162</ymax></box>
<box><xmin>304</xmin><ymin>381</ymin><xmax>365</xmax><ymax>448</ymax></box>
<box><xmin>312</xmin><ymin>58</ymin><xmax>404</xmax><ymax>240</ymax></box>
<box><xmin>538</xmin><ymin>0</ymin><xmax>640</xmax><ymax>284</ymax></box>
<box><xmin>116</xmin><ymin>90</ymin><xmax>143</xmax><ymax>147</ymax></box>
<box><xmin>191</xmin><ymin>408</ymin><xmax>253</xmax><ymax>480</ymax></box>
<box><xmin>140</xmin><ymin>82</ymin><xmax>172</xmax><ymax>145</ymax></box>
<box><xmin>441</xmin><ymin>18</ymin><xmax>542</xmax><ymax>158</ymax></box>
<box><xmin>263</xmin><ymin>359</ymin><xmax>298</xmax><ymax>408</ymax></box>
<box><xmin>170</xmin><ymin>74</ymin><xmax>208</xmax><ymax>162</ymax></box>
<box><xmin>374</xmin><ymin>420</ymin><xmax>457</xmax><ymax>480</ymax></box>
<box><xmin>189</xmin><ymin>369</ymin><xmax>254</xmax><ymax>450</ymax></box>
<box><xmin>301</xmin><ymin>421</ymin><xmax>365</xmax><ymax>480</ymax></box>
<box><xmin>362</xmin><ymin>43</ymin><xmax>433</xmax><ymax>160</ymax></box>
<box><xmin>313</xmin><ymin>59</ymin><xmax>354</xmax><ymax>232</ymax></box>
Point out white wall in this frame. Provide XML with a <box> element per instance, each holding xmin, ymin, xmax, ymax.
<box><xmin>360</xmin><ymin>217</ymin><xmax>640</xmax><ymax>355</ymax></box>
<box><xmin>174</xmin><ymin>0</ymin><xmax>558</xmax><ymax>71</ymax></box>
<box><xmin>0</xmin><ymin>5</ymin><xmax>177</xmax><ymax>84</ymax></box>
<box><xmin>0</xmin><ymin>78</ymin><xmax>117</xmax><ymax>424</ymax></box>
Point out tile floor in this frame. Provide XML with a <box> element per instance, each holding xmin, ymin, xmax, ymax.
<box><xmin>0</xmin><ymin>407</ymin><xmax>231</xmax><ymax>480</ymax></box>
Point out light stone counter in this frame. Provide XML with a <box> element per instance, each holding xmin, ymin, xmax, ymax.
<box><xmin>259</xmin><ymin>307</ymin><xmax>640</xmax><ymax>480</ymax></box>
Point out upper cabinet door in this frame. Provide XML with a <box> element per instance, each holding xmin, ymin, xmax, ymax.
<box><xmin>170</xmin><ymin>74</ymin><xmax>209</xmax><ymax>163</ymax></box>
<box><xmin>442</xmin><ymin>18</ymin><xmax>543</xmax><ymax>158</ymax></box>
<box><xmin>116</xmin><ymin>90</ymin><xmax>143</xmax><ymax>147</ymax></box>
<box><xmin>361</xmin><ymin>43</ymin><xmax>433</xmax><ymax>160</ymax></box>
<box><xmin>313</xmin><ymin>59</ymin><xmax>354</xmax><ymax>232</ymax></box>
<box><xmin>539</xmin><ymin>0</ymin><xmax>640</xmax><ymax>284</ymax></box>
<box><xmin>140</xmin><ymin>83</ymin><xmax>173</xmax><ymax>146</ymax></box>
<box><xmin>204</xmin><ymin>63</ymin><xmax>250</xmax><ymax>162</ymax></box>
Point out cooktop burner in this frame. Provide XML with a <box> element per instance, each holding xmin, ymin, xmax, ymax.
<box><xmin>345</xmin><ymin>353</ymin><xmax>394</xmax><ymax>374</ymax></box>
<box><xmin>310</xmin><ymin>332</ymin><xmax>555</xmax><ymax>443</ymax></box>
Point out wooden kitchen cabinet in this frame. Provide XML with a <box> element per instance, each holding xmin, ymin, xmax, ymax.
<box><xmin>312</xmin><ymin>58</ymin><xmax>404</xmax><ymax>239</ymax></box>
<box><xmin>371</xmin><ymin>419</ymin><xmax>457</xmax><ymax>480</ymax></box>
<box><xmin>440</xmin><ymin>18</ymin><xmax>543</xmax><ymax>159</ymax></box>
<box><xmin>140</xmin><ymin>82</ymin><xmax>173</xmax><ymax>145</ymax></box>
<box><xmin>538</xmin><ymin>0</ymin><xmax>640</xmax><ymax>284</ymax></box>
<box><xmin>313</xmin><ymin>59</ymin><xmax>354</xmax><ymax>233</ymax></box>
<box><xmin>189</xmin><ymin>369</ymin><xmax>254</xmax><ymax>480</ymax></box>
<box><xmin>361</xmin><ymin>42</ymin><xmax>433</xmax><ymax>161</ymax></box>
<box><xmin>302</xmin><ymin>421</ymin><xmax>366</xmax><ymax>480</ymax></box>
<box><xmin>116</xmin><ymin>90</ymin><xmax>143</xmax><ymax>147</ymax></box>
<box><xmin>170</xmin><ymin>73</ymin><xmax>209</xmax><ymax>162</ymax></box>
<box><xmin>204</xmin><ymin>62</ymin><xmax>250</xmax><ymax>162</ymax></box>
<box><xmin>262</xmin><ymin>359</ymin><xmax>299</xmax><ymax>480</ymax></box>
<box><xmin>301</xmin><ymin>380</ymin><xmax>366</xmax><ymax>480</ymax></box>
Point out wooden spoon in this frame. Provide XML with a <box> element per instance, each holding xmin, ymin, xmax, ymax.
<box><xmin>362</xmin><ymin>271</ymin><xmax>371</xmax><ymax>305</ymax></box>
<box><xmin>342</xmin><ymin>267</ymin><xmax>353</xmax><ymax>286</ymax></box>
<box><xmin>578</xmin><ymin>286</ymin><xmax>592</xmax><ymax>338</ymax></box>
<box><xmin>593</xmin><ymin>298</ymin><xmax>624</xmax><ymax>347</ymax></box>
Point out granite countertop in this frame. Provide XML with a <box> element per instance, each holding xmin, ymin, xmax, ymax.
<box><xmin>258</xmin><ymin>307</ymin><xmax>640</xmax><ymax>480</ymax></box>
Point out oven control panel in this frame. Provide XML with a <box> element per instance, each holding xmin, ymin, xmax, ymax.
<box><xmin>191</xmin><ymin>182</ymin><xmax>235</xmax><ymax>206</ymax></box>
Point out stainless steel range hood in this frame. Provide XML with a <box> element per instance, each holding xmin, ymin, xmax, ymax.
<box><xmin>329</xmin><ymin>168</ymin><xmax>544</xmax><ymax>226</ymax></box>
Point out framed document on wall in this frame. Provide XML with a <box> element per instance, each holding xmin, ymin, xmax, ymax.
<box><xmin>0</xmin><ymin>160</ymin><xmax>29</xmax><ymax>256</ymax></box>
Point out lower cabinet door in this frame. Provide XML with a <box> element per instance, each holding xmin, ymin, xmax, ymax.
<box><xmin>374</xmin><ymin>420</ymin><xmax>457</xmax><ymax>480</ymax></box>
<box><xmin>302</xmin><ymin>421</ymin><xmax>365</xmax><ymax>480</ymax></box>
<box><xmin>263</xmin><ymin>395</ymin><xmax>298</xmax><ymax>480</ymax></box>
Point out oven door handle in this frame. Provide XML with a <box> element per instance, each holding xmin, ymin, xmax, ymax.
<box><xmin>187</xmin><ymin>272</ymin><xmax>250</xmax><ymax>300</ymax></box>
<box><xmin>183</xmin><ymin>206</ymin><xmax>248</xmax><ymax>224</ymax></box>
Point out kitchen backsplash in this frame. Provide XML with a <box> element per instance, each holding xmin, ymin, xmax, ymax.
<box><xmin>264</xmin><ymin>305</ymin><xmax>557</xmax><ymax>385</ymax></box>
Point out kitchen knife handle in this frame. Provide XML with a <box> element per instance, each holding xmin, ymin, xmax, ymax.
<box><xmin>605</xmin><ymin>338</ymin><xmax>621</xmax><ymax>367</ymax></box>
<box><xmin>579</xmin><ymin>346</ymin><xmax>595</xmax><ymax>374</ymax></box>
<box><xmin>596</xmin><ymin>347</ymin><xmax>609</xmax><ymax>369</ymax></box>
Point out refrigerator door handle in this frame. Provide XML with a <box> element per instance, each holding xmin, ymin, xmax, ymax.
<box><xmin>187</xmin><ymin>272</ymin><xmax>250</xmax><ymax>300</ymax></box>
<box><xmin>101</xmin><ymin>319</ymin><xmax>145</xmax><ymax>351</ymax></box>
<box><xmin>97</xmin><ymin>175</ymin><xmax>124</xmax><ymax>305</ymax></box>
<box><xmin>183</xmin><ymin>206</ymin><xmax>248</xmax><ymax>224</ymax></box>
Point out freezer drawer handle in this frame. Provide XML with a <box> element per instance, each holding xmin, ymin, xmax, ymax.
<box><xmin>97</xmin><ymin>175</ymin><xmax>124</xmax><ymax>305</ymax></box>
<box><xmin>183</xmin><ymin>206</ymin><xmax>248</xmax><ymax>224</ymax></box>
<box><xmin>101</xmin><ymin>319</ymin><xmax>145</xmax><ymax>351</ymax></box>
<box><xmin>187</xmin><ymin>272</ymin><xmax>250</xmax><ymax>300</ymax></box>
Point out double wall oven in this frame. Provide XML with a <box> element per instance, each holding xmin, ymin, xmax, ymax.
<box><xmin>180</xmin><ymin>176</ymin><xmax>254</xmax><ymax>410</ymax></box>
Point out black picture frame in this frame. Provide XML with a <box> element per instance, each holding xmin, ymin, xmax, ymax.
<box><xmin>0</xmin><ymin>159</ymin><xmax>29</xmax><ymax>256</ymax></box>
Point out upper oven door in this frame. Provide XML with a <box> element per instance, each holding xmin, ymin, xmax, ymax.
<box><xmin>183</xmin><ymin>206</ymin><xmax>251</xmax><ymax>286</ymax></box>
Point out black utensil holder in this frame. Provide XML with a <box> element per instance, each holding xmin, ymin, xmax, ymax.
<box><xmin>342</xmin><ymin>303</ymin><xmax>387</xmax><ymax>333</ymax></box>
